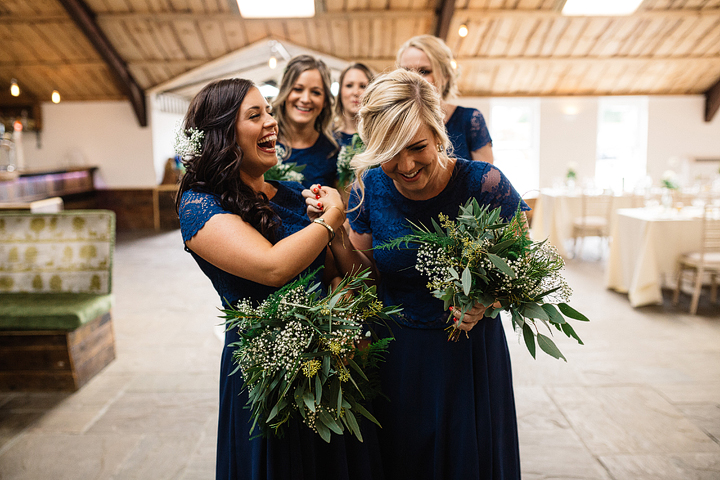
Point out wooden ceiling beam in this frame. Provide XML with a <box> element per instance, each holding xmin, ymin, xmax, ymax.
<box><xmin>705</xmin><ymin>75</ymin><xmax>720</xmax><ymax>122</ymax></box>
<box><xmin>56</xmin><ymin>0</ymin><xmax>147</xmax><ymax>127</ymax></box>
<box><xmin>88</xmin><ymin>9</ymin><xmax>720</xmax><ymax>23</ymax></box>
<box><xmin>95</xmin><ymin>10</ymin><xmax>432</xmax><ymax>22</ymax></box>
<box><xmin>433</xmin><ymin>0</ymin><xmax>456</xmax><ymax>41</ymax></box>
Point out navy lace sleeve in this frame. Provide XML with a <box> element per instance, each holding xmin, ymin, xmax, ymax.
<box><xmin>179</xmin><ymin>189</ymin><xmax>228</xmax><ymax>243</ymax></box>
<box><xmin>467</xmin><ymin>107</ymin><xmax>492</xmax><ymax>152</ymax></box>
<box><xmin>445</xmin><ymin>106</ymin><xmax>492</xmax><ymax>160</ymax></box>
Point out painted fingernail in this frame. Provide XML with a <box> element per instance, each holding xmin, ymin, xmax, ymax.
<box><xmin>315</xmin><ymin>194</ymin><xmax>321</xmax><ymax>199</ymax></box>
<box><xmin>449</xmin><ymin>306</ymin><xmax>454</xmax><ymax>311</ymax></box>
<box><xmin>317</xmin><ymin>202</ymin><xmax>323</xmax><ymax>209</ymax></box>
<box><xmin>312</xmin><ymin>187</ymin><xmax>319</xmax><ymax>194</ymax></box>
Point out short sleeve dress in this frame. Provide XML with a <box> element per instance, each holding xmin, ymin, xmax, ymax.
<box><xmin>348</xmin><ymin>158</ymin><xmax>528</xmax><ymax>480</ymax></box>
<box><xmin>279</xmin><ymin>135</ymin><xmax>338</xmax><ymax>188</ymax></box>
<box><xmin>179</xmin><ymin>182</ymin><xmax>383</xmax><ymax>480</ymax></box>
<box><xmin>445</xmin><ymin>106</ymin><xmax>492</xmax><ymax>160</ymax></box>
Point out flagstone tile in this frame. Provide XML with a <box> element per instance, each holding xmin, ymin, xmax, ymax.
<box><xmin>654</xmin><ymin>382</ymin><xmax>720</xmax><ymax>404</ymax></box>
<box><xmin>599</xmin><ymin>452</ymin><xmax>720</xmax><ymax>480</ymax></box>
<box><xmin>547</xmin><ymin>386</ymin><xmax>720</xmax><ymax>456</ymax></box>
<box><xmin>0</xmin><ymin>433</ymin><xmax>141</xmax><ymax>480</ymax></box>
<box><xmin>111</xmin><ymin>433</ymin><xmax>199</xmax><ymax>480</ymax></box>
<box><xmin>676</xmin><ymin>404</ymin><xmax>720</xmax><ymax>442</ymax></box>
<box><xmin>520</xmin><ymin>429</ymin><xmax>611</xmax><ymax>480</ymax></box>
<box><xmin>86</xmin><ymin>391</ymin><xmax>216</xmax><ymax>436</ymax></box>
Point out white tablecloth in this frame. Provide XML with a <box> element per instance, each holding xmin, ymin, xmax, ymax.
<box><xmin>530</xmin><ymin>189</ymin><xmax>640</xmax><ymax>257</ymax></box>
<box><xmin>605</xmin><ymin>207</ymin><xmax>703</xmax><ymax>307</ymax></box>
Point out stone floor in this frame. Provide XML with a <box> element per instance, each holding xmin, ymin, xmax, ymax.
<box><xmin>0</xmin><ymin>230</ymin><xmax>719</xmax><ymax>479</ymax></box>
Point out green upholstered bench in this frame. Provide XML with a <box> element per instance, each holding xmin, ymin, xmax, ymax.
<box><xmin>0</xmin><ymin>210</ymin><xmax>116</xmax><ymax>391</ymax></box>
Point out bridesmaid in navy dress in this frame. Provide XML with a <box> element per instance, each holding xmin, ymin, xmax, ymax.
<box><xmin>397</xmin><ymin>35</ymin><xmax>494</xmax><ymax>164</ymax></box>
<box><xmin>272</xmin><ymin>55</ymin><xmax>339</xmax><ymax>188</ymax></box>
<box><xmin>345</xmin><ymin>69</ymin><xmax>528</xmax><ymax>479</ymax></box>
<box><xmin>333</xmin><ymin>63</ymin><xmax>374</xmax><ymax>148</ymax></box>
<box><xmin>176</xmin><ymin>78</ymin><xmax>381</xmax><ymax>480</ymax></box>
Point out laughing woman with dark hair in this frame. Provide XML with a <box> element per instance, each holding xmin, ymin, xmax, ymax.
<box><xmin>176</xmin><ymin>78</ymin><xmax>380</xmax><ymax>480</ymax></box>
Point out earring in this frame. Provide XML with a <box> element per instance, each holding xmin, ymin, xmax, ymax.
<box><xmin>436</xmin><ymin>143</ymin><xmax>444</xmax><ymax>153</ymax></box>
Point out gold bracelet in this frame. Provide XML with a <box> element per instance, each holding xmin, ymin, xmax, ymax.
<box><xmin>313</xmin><ymin>218</ymin><xmax>335</xmax><ymax>245</ymax></box>
<box><xmin>324</xmin><ymin>205</ymin><xmax>346</xmax><ymax>222</ymax></box>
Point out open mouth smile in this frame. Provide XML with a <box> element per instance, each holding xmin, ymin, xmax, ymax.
<box><xmin>257</xmin><ymin>134</ymin><xmax>277</xmax><ymax>153</ymax></box>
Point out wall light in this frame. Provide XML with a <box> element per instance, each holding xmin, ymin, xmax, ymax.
<box><xmin>458</xmin><ymin>24</ymin><xmax>468</xmax><ymax>38</ymax></box>
<box><xmin>51</xmin><ymin>90</ymin><xmax>61</xmax><ymax>103</ymax></box>
<box><xmin>10</xmin><ymin>79</ymin><xmax>20</xmax><ymax>97</ymax></box>
<box><xmin>268</xmin><ymin>56</ymin><xmax>277</xmax><ymax>69</ymax></box>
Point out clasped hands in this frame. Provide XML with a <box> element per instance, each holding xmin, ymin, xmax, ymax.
<box><xmin>301</xmin><ymin>184</ymin><xmax>345</xmax><ymax>221</ymax></box>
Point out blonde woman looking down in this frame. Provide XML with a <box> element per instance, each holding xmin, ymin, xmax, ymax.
<box><xmin>397</xmin><ymin>34</ymin><xmax>494</xmax><ymax>164</ymax></box>
<box><xmin>346</xmin><ymin>69</ymin><xmax>528</xmax><ymax>480</ymax></box>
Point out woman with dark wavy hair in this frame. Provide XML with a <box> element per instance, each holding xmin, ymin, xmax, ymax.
<box><xmin>176</xmin><ymin>78</ymin><xmax>380</xmax><ymax>480</ymax></box>
<box><xmin>272</xmin><ymin>55</ymin><xmax>339</xmax><ymax>188</ymax></box>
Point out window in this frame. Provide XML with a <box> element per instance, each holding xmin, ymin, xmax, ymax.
<box><xmin>489</xmin><ymin>98</ymin><xmax>540</xmax><ymax>197</ymax></box>
<box><xmin>595</xmin><ymin>97</ymin><xmax>648</xmax><ymax>193</ymax></box>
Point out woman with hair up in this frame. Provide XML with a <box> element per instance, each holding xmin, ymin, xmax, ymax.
<box><xmin>272</xmin><ymin>55</ymin><xmax>339</xmax><ymax>188</ymax></box>
<box><xmin>176</xmin><ymin>78</ymin><xmax>381</xmax><ymax>480</ymax></box>
<box><xmin>397</xmin><ymin>34</ymin><xmax>494</xmax><ymax>164</ymax></box>
<box><xmin>344</xmin><ymin>69</ymin><xmax>527</xmax><ymax>479</ymax></box>
<box><xmin>333</xmin><ymin>63</ymin><xmax>374</xmax><ymax>148</ymax></box>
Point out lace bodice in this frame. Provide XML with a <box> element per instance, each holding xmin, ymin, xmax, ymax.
<box><xmin>348</xmin><ymin>158</ymin><xmax>529</xmax><ymax>328</ymax></box>
<box><xmin>279</xmin><ymin>134</ymin><xmax>338</xmax><ymax>188</ymax></box>
<box><xmin>446</xmin><ymin>106</ymin><xmax>492</xmax><ymax>160</ymax></box>
<box><xmin>178</xmin><ymin>181</ymin><xmax>326</xmax><ymax>308</ymax></box>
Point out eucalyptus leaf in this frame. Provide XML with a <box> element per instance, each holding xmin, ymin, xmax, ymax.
<box><xmin>537</xmin><ymin>333</ymin><xmax>567</xmax><ymax>362</ymax></box>
<box><xmin>315</xmin><ymin>419</ymin><xmax>331</xmax><ymax>443</ymax></box>
<box><xmin>520</xmin><ymin>303</ymin><xmax>549</xmax><ymax>320</ymax></box>
<box><xmin>558</xmin><ymin>303</ymin><xmax>589</xmax><ymax>321</ymax></box>
<box><xmin>487</xmin><ymin>253</ymin><xmax>515</xmax><ymax>278</ymax></box>
<box><xmin>522</xmin><ymin>322</ymin><xmax>536</xmax><ymax>359</ymax></box>
<box><xmin>541</xmin><ymin>304</ymin><xmax>566</xmax><ymax>324</ymax></box>
<box><xmin>462</xmin><ymin>267</ymin><xmax>472</xmax><ymax>296</ymax></box>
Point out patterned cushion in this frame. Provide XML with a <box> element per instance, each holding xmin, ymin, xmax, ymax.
<box><xmin>0</xmin><ymin>211</ymin><xmax>115</xmax><ymax>294</ymax></box>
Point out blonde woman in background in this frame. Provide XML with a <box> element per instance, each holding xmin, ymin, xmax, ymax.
<box><xmin>333</xmin><ymin>63</ymin><xmax>374</xmax><ymax>148</ymax></box>
<box><xmin>272</xmin><ymin>55</ymin><xmax>339</xmax><ymax>188</ymax></box>
<box><xmin>345</xmin><ymin>69</ymin><xmax>526</xmax><ymax>479</ymax></box>
<box><xmin>397</xmin><ymin>34</ymin><xmax>494</xmax><ymax>164</ymax></box>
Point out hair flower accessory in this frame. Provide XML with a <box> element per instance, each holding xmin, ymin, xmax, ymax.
<box><xmin>174</xmin><ymin>124</ymin><xmax>205</xmax><ymax>159</ymax></box>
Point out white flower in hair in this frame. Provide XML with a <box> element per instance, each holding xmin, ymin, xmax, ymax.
<box><xmin>174</xmin><ymin>123</ymin><xmax>205</xmax><ymax>159</ymax></box>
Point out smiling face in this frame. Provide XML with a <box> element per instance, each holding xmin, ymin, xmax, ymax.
<box><xmin>381</xmin><ymin>123</ymin><xmax>449</xmax><ymax>200</ymax></box>
<box><xmin>398</xmin><ymin>47</ymin><xmax>436</xmax><ymax>89</ymax></box>
<box><xmin>340</xmin><ymin>68</ymin><xmax>370</xmax><ymax>117</ymax></box>
<box><xmin>284</xmin><ymin>68</ymin><xmax>325</xmax><ymax>129</ymax></box>
<box><xmin>235</xmin><ymin>87</ymin><xmax>278</xmax><ymax>179</ymax></box>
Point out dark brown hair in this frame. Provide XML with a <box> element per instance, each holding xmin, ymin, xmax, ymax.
<box><xmin>176</xmin><ymin>78</ymin><xmax>280</xmax><ymax>241</ymax></box>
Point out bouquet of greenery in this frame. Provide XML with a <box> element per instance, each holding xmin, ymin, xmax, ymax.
<box><xmin>264</xmin><ymin>144</ymin><xmax>305</xmax><ymax>182</ymax></box>
<box><xmin>337</xmin><ymin>134</ymin><xmax>365</xmax><ymax>188</ymax></box>
<box><xmin>378</xmin><ymin>198</ymin><xmax>588</xmax><ymax>361</ymax></box>
<box><xmin>222</xmin><ymin>268</ymin><xmax>401</xmax><ymax>442</ymax></box>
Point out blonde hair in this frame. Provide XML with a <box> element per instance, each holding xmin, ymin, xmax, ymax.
<box><xmin>272</xmin><ymin>55</ymin><xmax>337</xmax><ymax>157</ymax></box>
<box><xmin>396</xmin><ymin>34</ymin><xmax>459</xmax><ymax>101</ymax></box>
<box><xmin>351</xmin><ymin>69</ymin><xmax>452</xmax><ymax>205</ymax></box>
